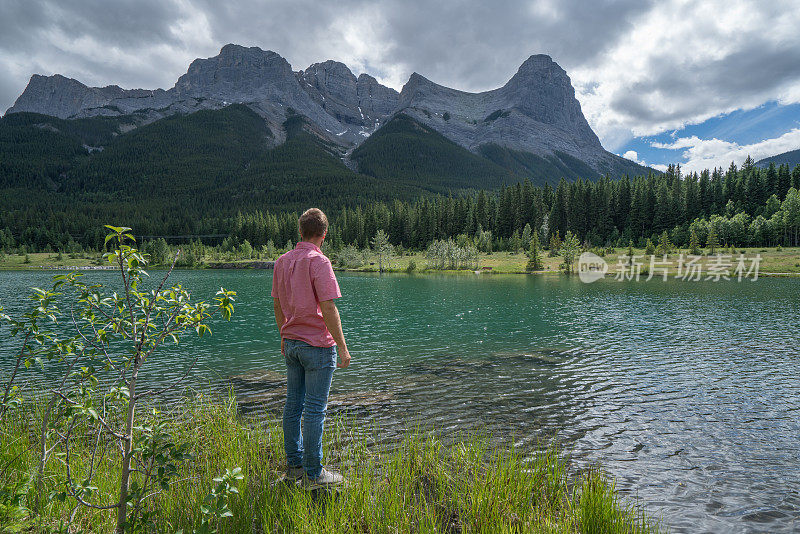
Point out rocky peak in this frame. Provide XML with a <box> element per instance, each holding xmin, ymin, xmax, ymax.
<box><xmin>356</xmin><ymin>73</ymin><xmax>399</xmax><ymax>117</ymax></box>
<box><xmin>6</xmin><ymin>74</ymin><xmax>109</xmax><ymax>118</ymax></box>
<box><xmin>4</xmin><ymin>45</ymin><xmax>642</xmax><ymax>177</ymax></box>
<box><xmin>393</xmin><ymin>54</ymin><xmax>608</xmax><ymax>170</ymax></box>
<box><xmin>172</xmin><ymin>44</ymin><xmax>296</xmax><ymax>101</ymax></box>
<box><xmin>513</xmin><ymin>54</ymin><xmax>558</xmax><ymax>74</ymax></box>
<box><xmin>501</xmin><ymin>54</ymin><xmax>599</xmax><ymax>146</ymax></box>
<box><xmin>399</xmin><ymin>72</ymin><xmax>434</xmax><ymax>95</ymax></box>
<box><xmin>303</xmin><ymin>60</ymin><xmax>358</xmax><ymax>83</ymax></box>
<box><xmin>299</xmin><ymin>60</ymin><xmax>358</xmax><ymax>106</ymax></box>
<box><xmin>298</xmin><ymin>60</ymin><xmax>398</xmax><ymax>130</ymax></box>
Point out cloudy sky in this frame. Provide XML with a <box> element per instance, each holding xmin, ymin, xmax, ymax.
<box><xmin>2</xmin><ymin>0</ymin><xmax>799</xmax><ymax>172</ymax></box>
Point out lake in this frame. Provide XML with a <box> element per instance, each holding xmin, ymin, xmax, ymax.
<box><xmin>1</xmin><ymin>269</ymin><xmax>799</xmax><ymax>533</ymax></box>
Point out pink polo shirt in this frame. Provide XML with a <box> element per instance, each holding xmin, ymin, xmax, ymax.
<box><xmin>271</xmin><ymin>241</ymin><xmax>342</xmax><ymax>347</ymax></box>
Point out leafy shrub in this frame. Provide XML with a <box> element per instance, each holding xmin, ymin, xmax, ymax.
<box><xmin>335</xmin><ymin>245</ymin><xmax>366</xmax><ymax>268</ymax></box>
<box><xmin>425</xmin><ymin>239</ymin><xmax>478</xmax><ymax>270</ymax></box>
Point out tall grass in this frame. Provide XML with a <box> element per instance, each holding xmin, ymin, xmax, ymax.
<box><xmin>1</xmin><ymin>394</ymin><xmax>660</xmax><ymax>533</ymax></box>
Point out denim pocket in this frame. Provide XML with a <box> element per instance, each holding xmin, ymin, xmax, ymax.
<box><xmin>299</xmin><ymin>343</ymin><xmax>336</xmax><ymax>371</ymax></box>
<box><xmin>318</xmin><ymin>345</ymin><xmax>337</xmax><ymax>369</ymax></box>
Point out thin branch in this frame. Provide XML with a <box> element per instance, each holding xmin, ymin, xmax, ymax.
<box><xmin>139</xmin><ymin>305</ymin><xmax>220</xmax><ymax>367</ymax></box>
<box><xmin>68</xmin><ymin>504</ymin><xmax>80</xmax><ymax>529</ymax></box>
<box><xmin>143</xmin><ymin>250</ymin><xmax>180</xmax><ymax>328</ymax></box>
<box><xmin>63</xmin><ymin>419</ymin><xmax>123</xmax><ymax>511</ymax></box>
<box><xmin>118</xmin><ymin>249</ymin><xmax>137</xmax><ymax>341</ymax></box>
<box><xmin>135</xmin><ymin>352</ymin><xmax>201</xmax><ymax>400</ymax></box>
<box><xmin>1</xmin><ymin>331</ymin><xmax>31</xmax><ymax>418</ymax></box>
<box><xmin>0</xmin><ymin>442</ymin><xmax>35</xmax><ymax>478</ymax></box>
<box><xmin>86</xmin><ymin>420</ymin><xmax>103</xmax><ymax>480</ymax></box>
<box><xmin>52</xmin><ymin>391</ymin><xmax>125</xmax><ymax>440</ymax></box>
<box><xmin>72</xmin><ymin>303</ymin><xmax>122</xmax><ymax>377</ymax></box>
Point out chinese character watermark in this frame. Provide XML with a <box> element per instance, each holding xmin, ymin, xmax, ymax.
<box><xmin>578</xmin><ymin>252</ymin><xmax>761</xmax><ymax>283</ymax></box>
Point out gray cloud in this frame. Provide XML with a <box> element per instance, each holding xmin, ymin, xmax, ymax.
<box><xmin>1</xmin><ymin>0</ymin><xmax>799</xmax><ymax>148</ymax></box>
<box><xmin>366</xmin><ymin>0</ymin><xmax>655</xmax><ymax>91</ymax></box>
<box><xmin>0</xmin><ymin>0</ymin><xmax>658</xmax><ymax>109</ymax></box>
<box><xmin>611</xmin><ymin>40</ymin><xmax>800</xmax><ymax>124</ymax></box>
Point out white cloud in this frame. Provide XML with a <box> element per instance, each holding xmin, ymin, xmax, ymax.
<box><xmin>621</xmin><ymin>150</ymin><xmax>667</xmax><ymax>172</ymax></box>
<box><xmin>571</xmin><ymin>0</ymin><xmax>800</xmax><ymax>150</ymax></box>
<box><xmin>650</xmin><ymin>128</ymin><xmax>800</xmax><ymax>173</ymax></box>
<box><xmin>622</xmin><ymin>150</ymin><xmax>642</xmax><ymax>163</ymax></box>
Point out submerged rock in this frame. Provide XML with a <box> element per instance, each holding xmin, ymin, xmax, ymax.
<box><xmin>226</xmin><ymin>368</ymin><xmax>396</xmax><ymax>417</ymax></box>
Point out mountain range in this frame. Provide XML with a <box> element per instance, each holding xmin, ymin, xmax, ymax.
<box><xmin>756</xmin><ymin>149</ymin><xmax>800</xmax><ymax>169</ymax></box>
<box><xmin>5</xmin><ymin>44</ymin><xmax>650</xmax><ymax>184</ymax></box>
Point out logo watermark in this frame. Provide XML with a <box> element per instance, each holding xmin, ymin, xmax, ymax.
<box><xmin>577</xmin><ymin>253</ymin><xmax>761</xmax><ymax>283</ymax></box>
<box><xmin>577</xmin><ymin>252</ymin><xmax>608</xmax><ymax>283</ymax></box>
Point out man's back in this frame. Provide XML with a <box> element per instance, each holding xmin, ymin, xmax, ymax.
<box><xmin>271</xmin><ymin>242</ymin><xmax>341</xmax><ymax>348</ymax></box>
<box><xmin>272</xmin><ymin>208</ymin><xmax>349</xmax><ymax>486</ymax></box>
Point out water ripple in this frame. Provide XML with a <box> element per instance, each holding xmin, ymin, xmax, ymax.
<box><xmin>1</xmin><ymin>271</ymin><xmax>799</xmax><ymax>532</ymax></box>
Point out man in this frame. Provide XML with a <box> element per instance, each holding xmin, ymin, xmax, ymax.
<box><xmin>271</xmin><ymin>208</ymin><xmax>351</xmax><ymax>488</ymax></box>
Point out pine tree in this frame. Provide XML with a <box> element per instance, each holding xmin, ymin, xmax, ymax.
<box><xmin>549</xmin><ymin>179</ymin><xmax>568</xmax><ymax>239</ymax></box>
<box><xmin>706</xmin><ymin>227</ymin><xmax>719</xmax><ymax>254</ymax></box>
<box><xmin>560</xmin><ymin>231</ymin><xmax>581</xmax><ymax>273</ymax></box>
<box><xmin>653</xmin><ymin>180</ymin><xmax>673</xmax><ymax>232</ymax></box>
<box><xmin>548</xmin><ymin>230</ymin><xmax>561</xmax><ymax>257</ymax></box>
<box><xmin>370</xmin><ymin>229</ymin><xmax>392</xmax><ymax>272</ymax></box>
<box><xmin>699</xmin><ymin>170</ymin><xmax>711</xmax><ymax>216</ymax></box>
<box><xmin>508</xmin><ymin>229</ymin><xmax>522</xmax><ymax>252</ymax></box>
<box><xmin>766</xmin><ymin>163</ymin><xmax>778</xmax><ymax>197</ymax></box>
<box><xmin>777</xmin><ymin>164</ymin><xmax>791</xmax><ymax>200</ymax></box>
<box><xmin>526</xmin><ymin>233</ymin><xmax>543</xmax><ymax>272</ymax></box>
<box><xmin>656</xmin><ymin>230</ymin><xmax>672</xmax><ymax>256</ymax></box>
<box><xmin>521</xmin><ymin>223</ymin><xmax>532</xmax><ymax>250</ymax></box>
<box><xmin>689</xmin><ymin>227</ymin><xmax>701</xmax><ymax>255</ymax></box>
<box><xmin>644</xmin><ymin>238</ymin><xmax>655</xmax><ymax>256</ymax></box>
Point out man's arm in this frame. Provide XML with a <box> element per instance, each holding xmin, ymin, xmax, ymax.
<box><xmin>273</xmin><ymin>298</ymin><xmax>286</xmax><ymax>355</ymax></box>
<box><xmin>319</xmin><ymin>300</ymin><xmax>351</xmax><ymax>368</ymax></box>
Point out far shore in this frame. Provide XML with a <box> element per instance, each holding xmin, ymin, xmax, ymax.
<box><xmin>3</xmin><ymin>247</ymin><xmax>800</xmax><ymax>277</ymax></box>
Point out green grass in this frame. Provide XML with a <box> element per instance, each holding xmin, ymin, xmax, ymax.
<box><xmin>341</xmin><ymin>247</ymin><xmax>800</xmax><ymax>276</ymax></box>
<box><xmin>0</xmin><ymin>395</ymin><xmax>659</xmax><ymax>533</ymax></box>
<box><xmin>0</xmin><ymin>252</ymin><xmax>103</xmax><ymax>270</ymax></box>
<box><xmin>4</xmin><ymin>247</ymin><xmax>800</xmax><ymax>276</ymax></box>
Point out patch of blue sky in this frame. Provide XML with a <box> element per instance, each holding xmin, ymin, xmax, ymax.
<box><xmin>617</xmin><ymin>101</ymin><xmax>800</xmax><ymax>168</ymax></box>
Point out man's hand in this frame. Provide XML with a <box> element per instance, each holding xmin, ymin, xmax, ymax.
<box><xmin>337</xmin><ymin>347</ymin><xmax>351</xmax><ymax>368</ymax></box>
<box><xmin>281</xmin><ymin>337</ymin><xmax>285</xmax><ymax>356</ymax></box>
<box><xmin>320</xmin><ymin>299</ymin><xmax>350</xmax><ymax>369</ymax></box>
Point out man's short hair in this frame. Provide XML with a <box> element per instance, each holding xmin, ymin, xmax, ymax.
<box><xmin>298</xmin><ymin>208</ymin><xmax>329</xmax><ymax>239</ymax></box>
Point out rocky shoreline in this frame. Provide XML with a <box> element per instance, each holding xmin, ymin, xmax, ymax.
<box><xmin>207</xmin><ymin>261</ymin><xmax>275</xmax><ymax>269</ymax></box>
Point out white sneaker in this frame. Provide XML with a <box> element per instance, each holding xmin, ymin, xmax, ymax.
<box><xmin>304</xmin><ymin>468</ymin><xmax>345</xmax><ymax>488</ymax></box>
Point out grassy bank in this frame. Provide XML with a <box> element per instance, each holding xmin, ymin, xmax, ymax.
<box><xmin>5</xmin><ymin>247</ymin><xmax>797</xmax><ymax>276</ymax></box>
<box><xmin>343</xmin><ymin>247</ymin><xmax>800</xmax><ymax>276</ymax></box>
<box><xmin>1</xmin><ymin>395</ymin><xmax>658</xmax><ymax>533</ymax></box>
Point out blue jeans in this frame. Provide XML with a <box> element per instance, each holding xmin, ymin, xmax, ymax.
<box><xmin>282</xmin><ymin>338</ymin><xmax>337</xmax><ymax>478</ymax></box>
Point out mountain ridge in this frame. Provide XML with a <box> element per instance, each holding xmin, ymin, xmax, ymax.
<box><xmin>755</xmin><ymin>148</ymin><xmax>800</xmax><ymax>169</ymax></box>
<box><xmin>6</xmin><ymin>44</ymin><xmax>652</xmax><ymax>179</ymax></box>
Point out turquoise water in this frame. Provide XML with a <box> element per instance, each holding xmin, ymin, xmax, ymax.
<box><xmin>1</xmin><ymin>269</ymin><xmax>799</xmax><ymax>532</ymax></box>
